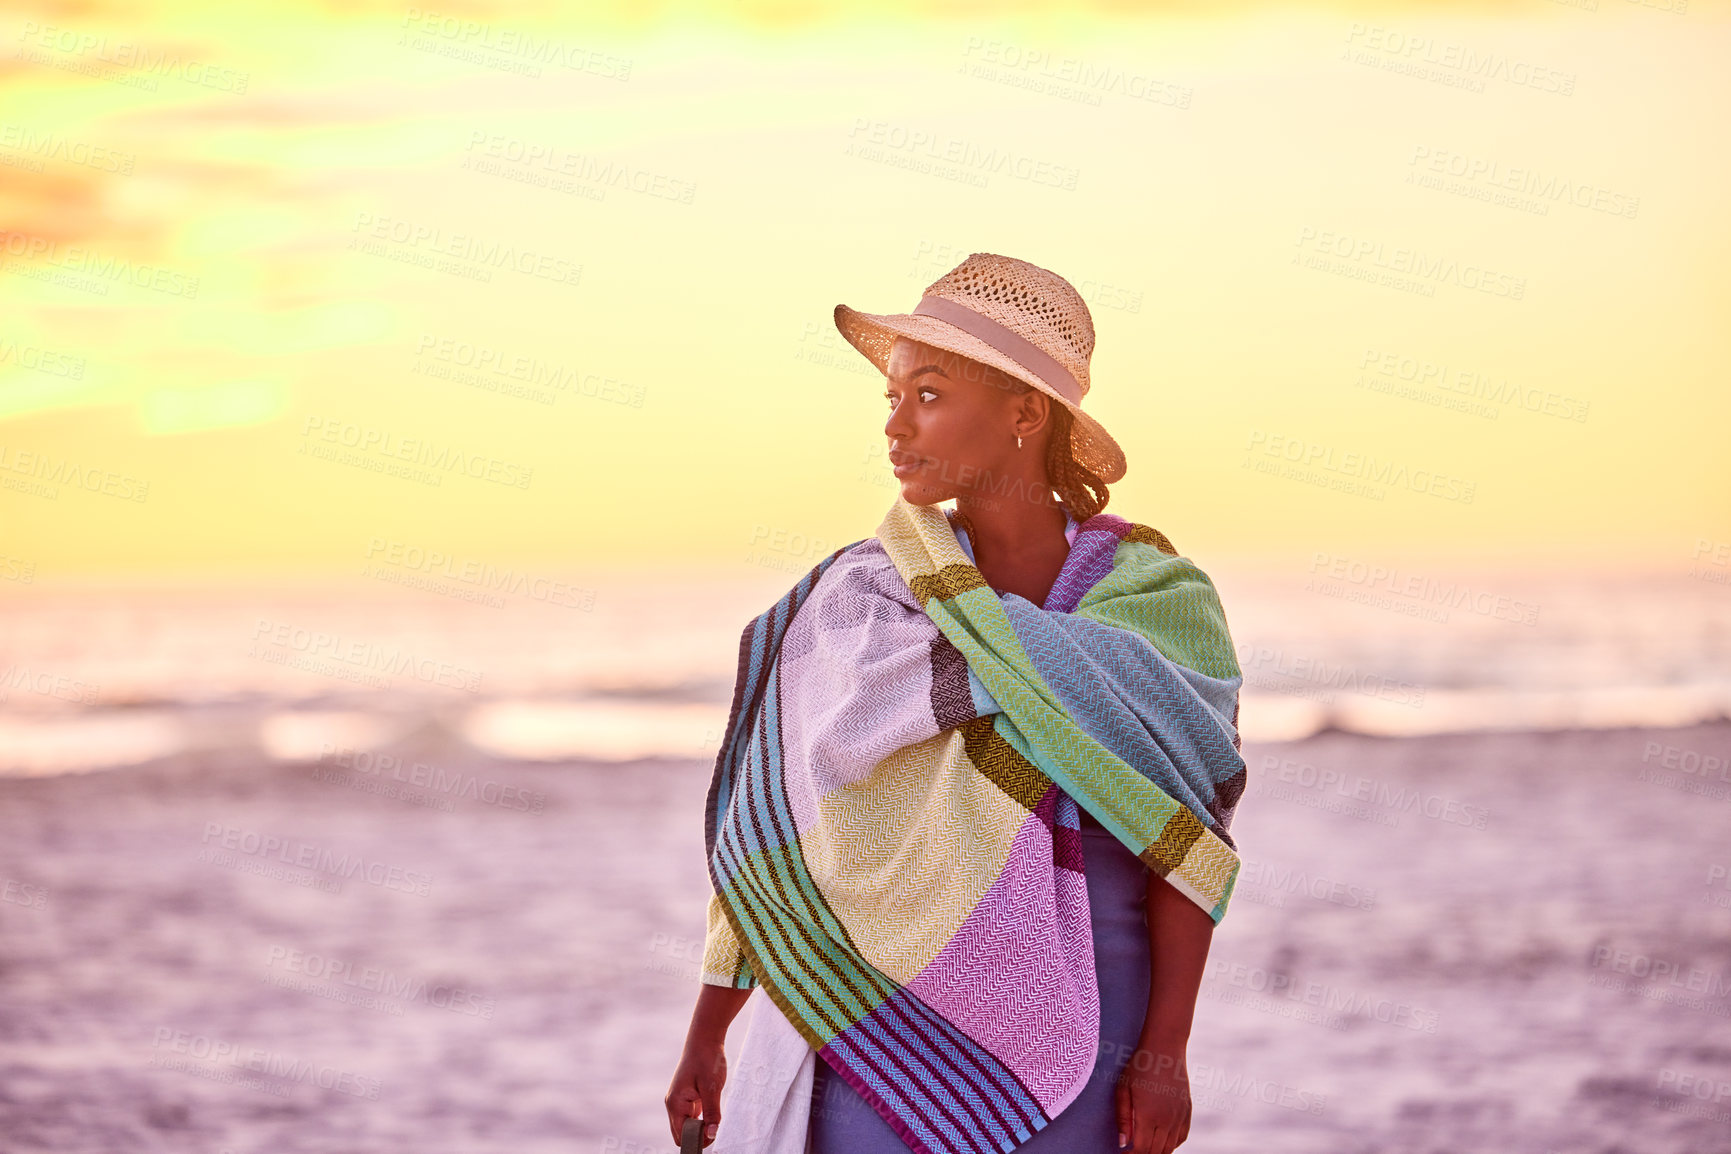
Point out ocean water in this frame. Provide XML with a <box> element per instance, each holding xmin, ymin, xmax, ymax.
<box><xmin>0</xmin><ymin>565</ymin><xmax>1727</xmax><ymax>776</ymax></box>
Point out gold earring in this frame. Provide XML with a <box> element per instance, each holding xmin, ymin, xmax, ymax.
<box><xmin>1016</xmin><ymin>435</ymin><xmax>1023</xmax><ymax>450</ymax></box>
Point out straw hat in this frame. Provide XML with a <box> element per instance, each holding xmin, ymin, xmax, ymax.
<box><xmin>834</xmin><ymin>252</ymin><xmax>1126</xmax><ymax>483</ymax></box>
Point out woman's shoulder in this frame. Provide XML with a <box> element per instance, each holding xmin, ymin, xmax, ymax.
<box><xmin>800</xmin><ymin>536</ymin><xmax>922</xmax><ymax>610</ymax></box>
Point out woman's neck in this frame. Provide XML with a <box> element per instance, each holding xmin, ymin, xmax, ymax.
<box><xmin>956</xmin><ymin>495</ymin><xmax>1068</xmax><ymax>549</ymax></box>
<box><xmin>954</xmin><ymin>494</ymin><xmax>1071</xmax><ymax>605</ymax></box>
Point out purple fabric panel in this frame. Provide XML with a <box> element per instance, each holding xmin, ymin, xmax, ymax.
<box><xmin>776</xmin><ymin>541</ymin><xmax>958</xmax><ymax>830</ymax></box>
<box><xmin>1041</xmin><ymin>513</ymin><xmax>1133</xmax><ymax>614</ymax></box>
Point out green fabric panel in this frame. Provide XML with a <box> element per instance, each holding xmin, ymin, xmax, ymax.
<box><xmin>1072</xmin><ymin>541</ymin><xmax>1243</xmax><ymax>681</ymax></box>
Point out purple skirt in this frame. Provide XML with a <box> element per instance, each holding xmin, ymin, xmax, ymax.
<box><xmin>808</xmin><ymin>819</ymin><xmax>1152</xmax><ymax>1152</ymax></box>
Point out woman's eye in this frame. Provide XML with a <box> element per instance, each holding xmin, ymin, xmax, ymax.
<box><xmin>884</xmin><ymin>388</ymin><xmax>937</xmax><ymax>406</ymax></box>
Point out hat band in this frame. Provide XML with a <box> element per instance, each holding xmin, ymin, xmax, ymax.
<box><xmin>912</xmin><ymin>295</ymin><xmax>1082</xmax><ymax>406</ymax></box>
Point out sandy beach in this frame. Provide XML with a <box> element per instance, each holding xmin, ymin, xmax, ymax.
<box><xmin>2</xmin><ymin>718</ymin><xmax>1728</xmax><ymax>1153</ymax></box>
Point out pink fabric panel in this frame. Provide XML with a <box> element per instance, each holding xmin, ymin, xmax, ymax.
<box><xmin>902</xmin><ymin>810</ymin><xmax>1100</xmax><ymax>1114</ymax></box>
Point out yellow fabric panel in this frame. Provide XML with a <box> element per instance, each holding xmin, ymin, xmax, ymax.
<box><xmin>798</xmin><ymin>728</ymin><xmax>1030</xmax><ymax>987</ymax></box>
<box><xmin>1173</xmin><ymin>826</ymin><xmax>1237</xmax><ymax>909</ymax></box>
<box><xmin>700</xmin><ymin>888</ymin><xmax>746</xmax><ymax>986</ymax></box>
<box><xmin>876</xmin><ymin>496</ymin><xmax>966</xmax><ymax>579</ymax></box>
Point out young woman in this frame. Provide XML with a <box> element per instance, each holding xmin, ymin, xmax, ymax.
<box><xmin>666</xmin><ymin>254</ymin><xmax>1246</xmax><ymax>1154</ymax></box>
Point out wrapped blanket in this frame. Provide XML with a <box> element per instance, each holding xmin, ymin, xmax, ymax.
<box><xmin>701</xmin><ymin>497</ymin><xmax>1245</xmax><ymax>1153</ymax></box>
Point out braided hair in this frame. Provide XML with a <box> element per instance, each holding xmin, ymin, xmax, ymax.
<box><xmin>1043</xmin><ymin>403</ymin><xmax>1111</xmax><ymax>522</ymax></box>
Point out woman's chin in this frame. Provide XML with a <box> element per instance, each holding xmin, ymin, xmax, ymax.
<box><xmin>895</xmin><ymin>479</ymin><xmax>951</xmax><ymax>506</ymax></box>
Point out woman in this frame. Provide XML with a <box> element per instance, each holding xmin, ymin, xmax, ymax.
<box><xmin>666</xmin><ymin>254</ymin><xmax>1246</xmax><ymax>1154</ymax></box>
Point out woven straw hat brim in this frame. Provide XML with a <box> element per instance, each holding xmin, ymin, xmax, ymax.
<box><xmin>833</xmin><ymin>304</ymin><xmax>1127</xmax><ymax>484</ymax></box>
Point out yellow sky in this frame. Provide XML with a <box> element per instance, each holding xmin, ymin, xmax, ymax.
<box><xmin>0</xmin><ymin>2</ymin><xmax>1726</xmax><ymax>578</ymax></box>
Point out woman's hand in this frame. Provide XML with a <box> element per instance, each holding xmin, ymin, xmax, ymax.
<box><xmin>665</xmin><ymin>984</ymin><xmax>751</xmax><ymax>1147</ymax></box>
<box><xmin>1120</xmin><ymin>870</ymin><xmax>1214</xmax><ymax>1152</ymax></box>
<box><xmin>1113</xmin><ymin>1041</ymin><xmax>1192</xmax><ymax>1153</ymax></box>
<box><xmin>665</xmin><ymin>1034</ymin><xmax>727</xmax><ymax>1147</ymax></box>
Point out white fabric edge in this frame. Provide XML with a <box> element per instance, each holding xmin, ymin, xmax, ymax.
<box><xmin>709</xmin><ymin>988</ymin><xmax>817</xmax><ymax>1154</ymax></box>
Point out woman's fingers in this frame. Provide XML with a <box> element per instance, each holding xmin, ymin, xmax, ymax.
<box><xmin>664</xmin><ymin>1082</ymin><xmax>701</xmax><ymax>1145</ymax></box>
<box><xmin>1161</xmin><ymin>1099</ymin><xmax>1191</xmax><ymax>1153</ymax></box>
<box><xmin>697</xmin><ymin>1069</ymin><xmax>724</xmax><ymax>1145</ymax></box>
<box><xmin>1114</xmin><ymin>1075</ymin><xmax>1132</xmax><ymax>1148</ymax></box>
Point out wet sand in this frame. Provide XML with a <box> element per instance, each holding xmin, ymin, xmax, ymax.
<box><xmin>1</xmin><ymin>721</ymin><xmax>1728</xmax><ymax>1153</ymax></box>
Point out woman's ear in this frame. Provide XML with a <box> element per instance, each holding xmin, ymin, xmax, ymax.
<box><xmin>1015</xmin><ymin>388</ymin><xmax>1053</xmax><ymax>439</ymax></box>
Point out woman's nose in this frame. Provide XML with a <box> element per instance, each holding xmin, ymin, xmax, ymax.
<box><xmin>884</xmin><ymin>399</ymin><xmax>912</xmax><ymax>441</ymax></box>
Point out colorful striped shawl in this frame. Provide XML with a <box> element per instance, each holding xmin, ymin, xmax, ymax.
<box><xmin>701</xmin><ymin>498</ymin><xmax>1245</xmax><ymax>1153</ymax></box>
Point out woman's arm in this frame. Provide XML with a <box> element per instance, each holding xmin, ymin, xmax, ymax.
<box><xmin>1115</xmin><ymin>873</ymin><xmax>1215</xmax><ymax>1153</ymax></box>
<box><xmin>665</xmin><ymin>984</ymin><xmax>752</xmax><ymax>1147</ymax></box>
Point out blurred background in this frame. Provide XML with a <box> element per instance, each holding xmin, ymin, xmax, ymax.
<box><xmin>1</xmin><ymin>2</ymin><xmax>1728</xmax><ymax>1152</ymax></box>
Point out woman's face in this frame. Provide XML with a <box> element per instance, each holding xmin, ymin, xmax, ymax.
<box><xmin>882</xmin><ymin>337</ymin><xmax>1049</xmax><ymax>507</ymax></box>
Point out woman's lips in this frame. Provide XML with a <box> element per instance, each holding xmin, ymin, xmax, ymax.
<box><xmin>889</xmin><ymin>451</ymin><xmax>923</xmax><ymax>478</ymax></box>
